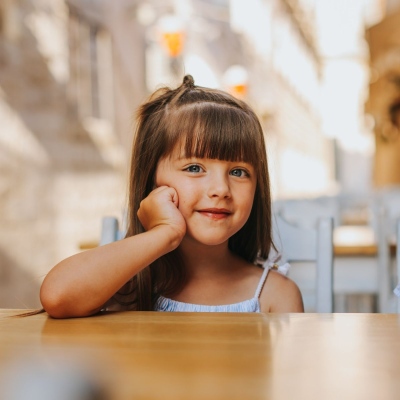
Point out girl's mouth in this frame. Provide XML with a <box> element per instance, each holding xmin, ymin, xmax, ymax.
<box><xmin>197</xmin><ymin>208</ymin><xmax>232</xmax><ymax>220</ymax></box>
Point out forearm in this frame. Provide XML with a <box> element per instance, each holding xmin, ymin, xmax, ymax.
<box><xmin>40</xmin><ymin>226</ymin><xmax>179</xmax><ymax>318</ymax></box>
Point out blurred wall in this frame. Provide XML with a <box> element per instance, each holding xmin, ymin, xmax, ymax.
<box><xmin>0</xmin><ymin>0</ymin><xmax>145</xmax><ymax>308</ymax></box>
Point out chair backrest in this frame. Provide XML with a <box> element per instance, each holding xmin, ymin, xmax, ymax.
<box><xmin>377</xmin><ymin>189</ymin><xmax>400</xmax><ymax>237</ymax></box>
<box><xmin>396</xmin><ymin>219</ymin><xmax>400</xmax><ymax>313</ymax></box>
<box><xmin>273</xmin><ymin>197</ymin><xmax>340</xmax><ymax>229</ymax></box>
<box><xmin>374</xmin><ymin>188</ymin><xmax>400</xmax><ymax>312</ymax></box>
<box><xmin>100</xmin><ymin>216</ymin><xmax>124</xmax><ymax>245</ymax></box>
<box><xmin>272</xmin><ymin>213</ymin><xmax>334</xmax><ymax>312</ymax></box>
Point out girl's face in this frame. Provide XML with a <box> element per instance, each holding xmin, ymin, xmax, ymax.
<box><xmin>155</xmin><ymin>143</ymin><xmax>257</xmax><ymax>247</ymax></box>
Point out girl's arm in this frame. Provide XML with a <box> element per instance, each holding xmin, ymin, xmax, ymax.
<box><xmin>40</xmin><ymin>186</ymin><xmax>185</xmax><ymax>318</ymax></box>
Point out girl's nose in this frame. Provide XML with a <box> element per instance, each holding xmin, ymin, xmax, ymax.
<box><xmin>207</xmin><ymin>174</ymin><xmax>231</xmax><ymax>198</ymax></box>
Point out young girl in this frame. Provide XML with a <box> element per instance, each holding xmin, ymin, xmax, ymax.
<box><xmin>40</xmin><ymin>75</ymin><xmax>304</xmax><ymax>318</ymax></box>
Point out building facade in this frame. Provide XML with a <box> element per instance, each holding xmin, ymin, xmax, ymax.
<box><xmin>0</xmin><ymin>0</ymin><xmax>146</xmax><ymax>307</ymax></box>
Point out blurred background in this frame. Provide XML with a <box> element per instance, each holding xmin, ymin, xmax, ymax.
<box><xmin>1</xmin><ymin>0</ymin><xmax>400</xmax><ymax>310</ymax></box>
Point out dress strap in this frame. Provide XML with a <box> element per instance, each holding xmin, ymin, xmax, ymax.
<box><xmin>254</xmin><ymin>267</ymin><xmax>270</xmax><ymax>299</ymax></box>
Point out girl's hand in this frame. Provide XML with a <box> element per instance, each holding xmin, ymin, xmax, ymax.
<box><xmin>137</xmin><ymin>186</ymin><xmax>186</xmax><ymax>246</ymax></box>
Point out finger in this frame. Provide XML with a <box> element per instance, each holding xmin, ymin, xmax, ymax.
<box><xmin>152</xmin><ymin>186</ymin><xmax>179</xmax><ymax>206</ymax></box>
<box><xmin>170</xmin><ymin>188</ymin><xmax>179</xmax><ymax>207</ymax></box>
<box><xmin>151</xmin><ymin>185</ymin><xmax>169</xmax><ymax>194</ymax></box>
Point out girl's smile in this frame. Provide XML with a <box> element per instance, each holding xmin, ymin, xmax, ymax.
<box><xmin>155</xmin><ymin>148</ymin><xmax>257</xmax><ymax>246</ymax></box>
<box><xmin>196</xmin><ymin>208</ymin><xmax>232</xmax><ymax>220</ymax></box>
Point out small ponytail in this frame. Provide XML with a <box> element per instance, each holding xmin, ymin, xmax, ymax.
<box><xmin>182</xmin><ymin>74</ymin><xmax>195</xmax><ymax>89</ymax></box>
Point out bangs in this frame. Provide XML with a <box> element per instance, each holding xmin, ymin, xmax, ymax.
<box><xmin>163</xmin><ymin>102</ymin><xmax>263</xmax><ymax>166</ymax></box>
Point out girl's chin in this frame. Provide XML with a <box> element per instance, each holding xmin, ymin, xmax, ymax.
<box><xmin>182</xmin><ymin>234</ymin><xmax>231</xmax><ymax>247</ymax></box>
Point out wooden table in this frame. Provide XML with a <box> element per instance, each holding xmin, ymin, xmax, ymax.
<box><xmin>1</xmin><ymin>310</ymin><xmax>400</xmax><ymax>399</ymax></box>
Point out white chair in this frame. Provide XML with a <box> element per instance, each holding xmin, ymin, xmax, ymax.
<box><xmin>336</xmin><ymin>191</ymin><xmax>376</xmax><ymax>226</ymax></box>
<box><xmin>100</xmin><ymin>216</ymin><xmax>124</xmax><ymax>245</ymax></box>
<box><xmin>394</xmin><ymin>218</ymin><xmax>400</xmax><ymax>313</ymax></box>
<box><xmin>272</xmin><ymin>213</ymin><xmax>334</xmax><ymax>312</ymax></box>
<box><xmin>273</xmin><ymin>197</ymin><xmax>340</xmax><ymax>229</ymax></box>
<box><xmin>374</xmin><ymin>187</ymin><xmax>400</xmax><ymax>312</ymax></box>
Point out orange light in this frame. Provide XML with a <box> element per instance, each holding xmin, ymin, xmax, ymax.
<box><xmin>157</xmin><ymin>15</ymin><xmax>185</xmax><ymax>58</ymax></box>
<box><xmin>230</xmin><ymin>84</ymin><xmax>247</xmax><ymax>98</ymax></box>
<box><xmin>161</xmin><ymin>31</ymin><xmax>184</xmax><ymax>57</ymax></box>
<box><xmin>223</xmin><ymin>65</ymin><xmax>248</xmax><ymax>99</ymax></box>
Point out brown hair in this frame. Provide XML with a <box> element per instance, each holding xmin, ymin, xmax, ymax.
<box><xmin>113</xmin><ymin>75</ymin><xmax>274</xmax><ymax>310</ymax></box>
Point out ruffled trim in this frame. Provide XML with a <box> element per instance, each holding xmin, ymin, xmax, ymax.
<box><xmin>155</xmin><ymin>296</ymin><xmax>260</xmax><ymax>312</ymax></box>
<box><xmin>265</xmin><ymin>261</ymin><xmax>291</xmax><ymax>276</ymax></box>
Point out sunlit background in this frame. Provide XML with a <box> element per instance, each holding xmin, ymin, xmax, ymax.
<box><xmin>1</xmin><ymin>0</ymin><xmax>400</xmax><ymax>310</ymax></box>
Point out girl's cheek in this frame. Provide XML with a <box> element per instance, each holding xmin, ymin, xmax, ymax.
<box><xmin>154</xmin><ymin>173</ymin><xmax>168</xmax><ymax>188</ymax></box>
<box><xmin>154</xmin><ymin>158</ymin><xmax>170</xmax><ymax>187</ymax></box>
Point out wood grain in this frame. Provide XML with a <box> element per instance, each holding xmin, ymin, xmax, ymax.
<box><xmin>1</xmin><ymin>310</ymin><xmax>400</xmax><ymax>399</ymax></box>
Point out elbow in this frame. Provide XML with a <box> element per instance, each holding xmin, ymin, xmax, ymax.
<box><xmin>40</xmin><ymin>280</ymin><xmax>74</xmax><ymax>319</ymax></box>
<box><xmin>40</xmin><ymin>287</ymin><xmax>66</xmax><ymax>319</ymax></box>
<box><xmin>40</xmin><ymin>279</ymin><xmax>102</xmax><ymax>319</ymax></box>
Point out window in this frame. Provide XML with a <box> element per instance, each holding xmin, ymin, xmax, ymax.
<box><xmin>68</xmin><ymin>8</ymin><xmax>114</xmax><ymax>123</ymax></box>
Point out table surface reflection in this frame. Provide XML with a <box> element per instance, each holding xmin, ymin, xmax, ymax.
<box><xmin>1</xmin><ymin>310</ymin><xmax>400</xmax><ymax>399</ymax></box>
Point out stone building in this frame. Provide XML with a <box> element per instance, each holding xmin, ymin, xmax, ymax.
<box><xmin>0</xmin><ymin>0</ymin><xmax>334</xmax><ymax>308</ymax></box>
<box><xmin>238</xmin><ymin>0</ymin><xmax>334</xmax><ymax>198</ymax></box>
<box><xmin>141</xmin><ymin>0</ymin><xmax>335</xmax><ymax>198</ymax></box>
<box><xmin>0</xmin><ymin>0</ymin><xmax>146</xmax><ymax>307</ymax></box>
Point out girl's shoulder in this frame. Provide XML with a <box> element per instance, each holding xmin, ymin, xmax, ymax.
<box><xmin>260</xmin><ymin>269</ymin><xmax>304</xmax><ymax>313</ymax></box>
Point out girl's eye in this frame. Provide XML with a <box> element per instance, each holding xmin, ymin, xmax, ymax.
<box><xmin>185</xmin><ymin>164</ymin><xmax>203</xmax><ymax>173</ymax></box>
<box><xmin>231</xmin><ymin>168</ymin><xmax>249</xmax><ymax>178</ymax></box>
<box><xmin>230</xmin><ymin>168</ymin><xmax>249</xmax><ymax>178</ymax></box>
